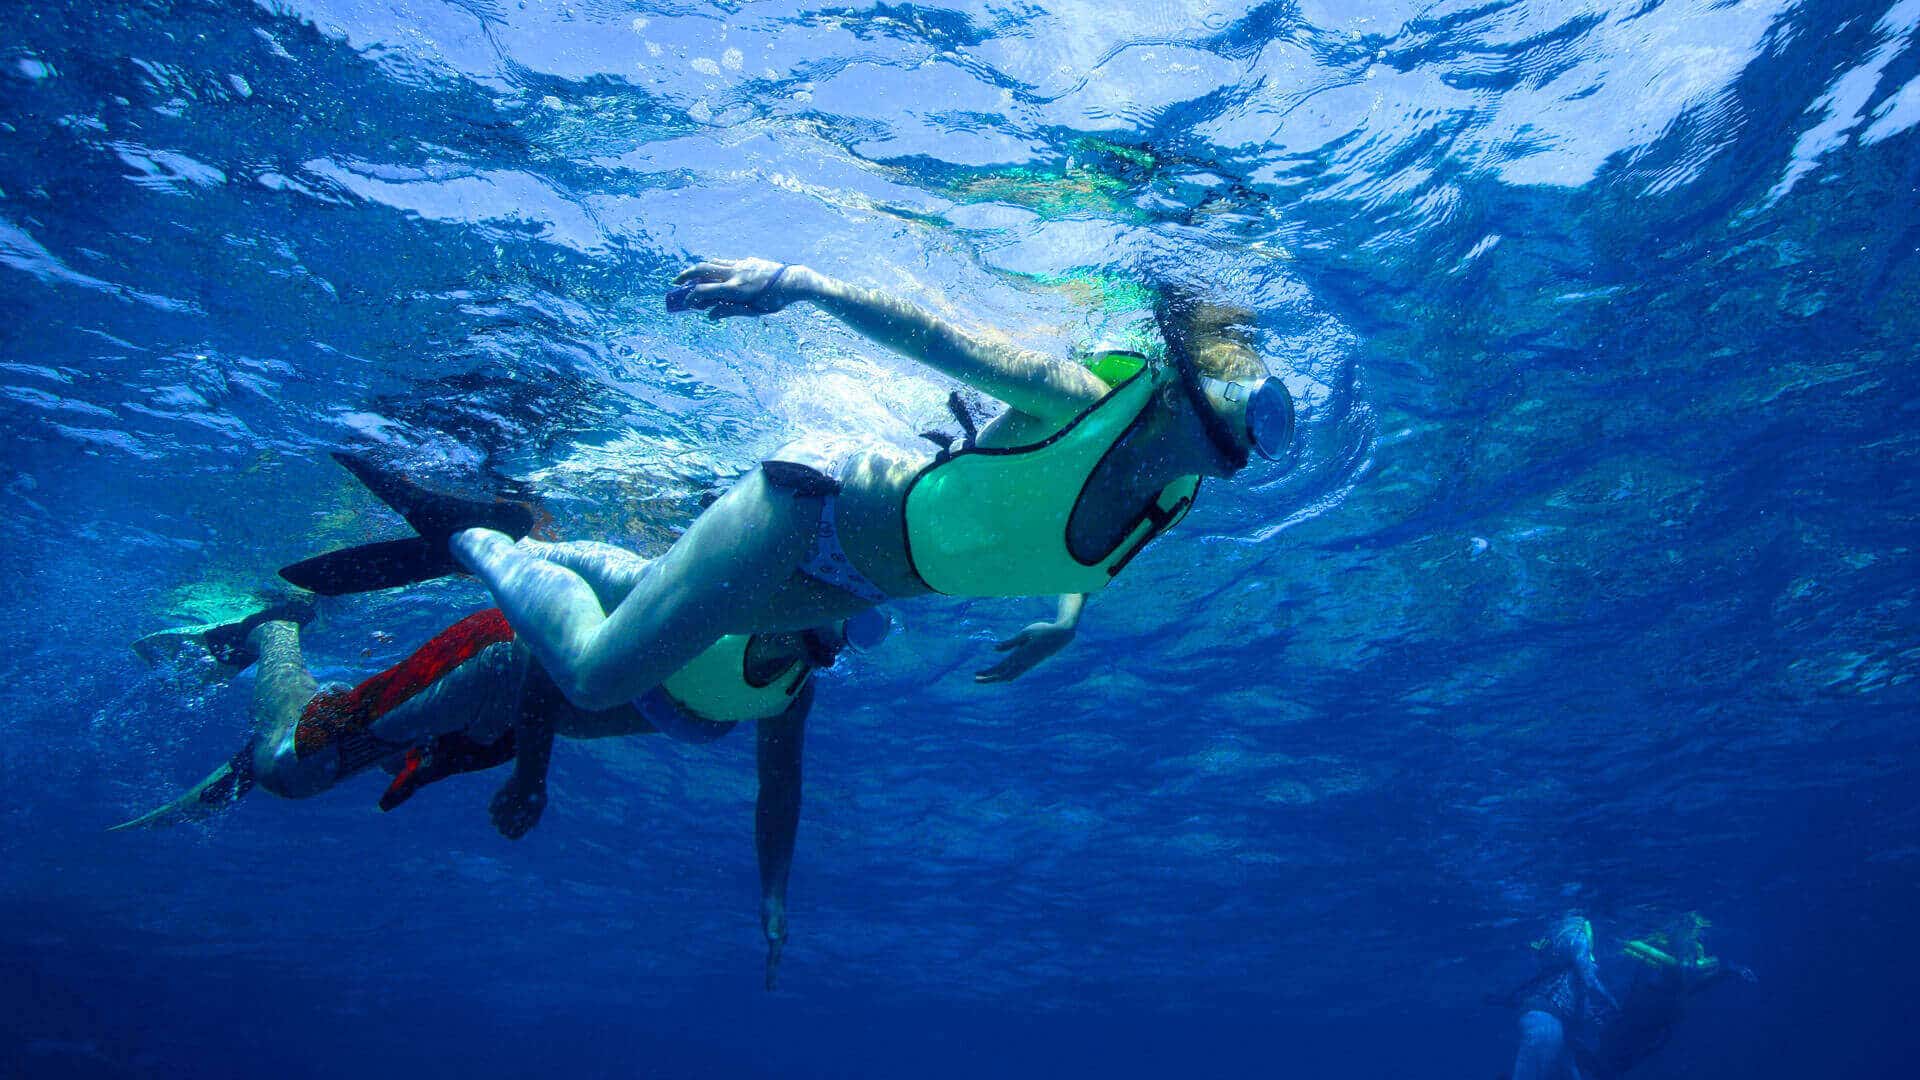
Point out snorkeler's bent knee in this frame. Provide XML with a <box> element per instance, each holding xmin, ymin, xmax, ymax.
<box><xmin>1518</xmin><ymin>1010</ymin><xmax>1563</xmax><ymax>1043</ymax></box>
<box><xmin>1511</xmin><ymin>1010</ymin><xmax>1567</xmax><ymax>1080</ymax></box>
<box><xmin>452</xmin><ymin>473</ymin><xmax>822</xmax><ymax>712</ymax></box>
<box><xmin>244</xmin><ymin>621</ymin><xmax>338</xmax><ymax>800</ymax></box>
<box><xmin>453</xmin><ymin>526</ymin><xmax>625</xmax><ymax>708</ymax></box>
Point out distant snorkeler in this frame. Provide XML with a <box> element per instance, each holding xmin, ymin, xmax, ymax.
<box><xmin>1492</xmin><ymin>913</ymin><xmax>1756</xmax><ymax>1079</ymax></box>
<box><xmin>123</xmin><ymin>510</ymin><xmax>890</xmax><ymax>989</ymax></box>
<box><xmin>282</xmin><ymin>258</ymin><xmax>1297</xmax><ymax>715</ymax></box>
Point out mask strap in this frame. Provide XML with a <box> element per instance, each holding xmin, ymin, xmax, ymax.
<box><xmin>1170</xmin><ymin>349</ymin><xmax>1249</xmax><ymax>470</ymax></box>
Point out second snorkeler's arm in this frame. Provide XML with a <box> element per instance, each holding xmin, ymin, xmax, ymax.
<box><xmin>756</xmin><ymin>683</ymin><xmax>810</xmax><ymax>991</ymax></box>
<box><xmin>475</xmin><ymin>544</ymin><xmax>642</xmax><ymax>836</ymax></box>
<box><xmin>489</xmin><ymin>658</ymin><xmax>562</xmax><ymax>840</ymax></box>
<box><xmin>975</xmin><ymin>593</ymin><xmax>1085</xmax><ymax>683</ymax></box>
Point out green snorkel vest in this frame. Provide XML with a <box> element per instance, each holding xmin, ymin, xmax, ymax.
<box><xmin>660</xmin><ymin>634</ymin><xmax>809</xmax><ymax>724</ymax></box>
<box><xmin>901</xmin><ymin>363</ymin><xmax>1201</xmax><ymax>597</ymax></box>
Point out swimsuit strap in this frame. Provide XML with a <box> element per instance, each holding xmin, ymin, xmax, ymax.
<box><xmin>801</xmin><ymin>494</ymin><xmax>889</xmax><ymax>604</ymax></box>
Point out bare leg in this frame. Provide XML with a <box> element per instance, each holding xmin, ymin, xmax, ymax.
<box><xmin>515</xmin><ymin>539</ymin><xmax>651</xmax><ymax>609</ymax></box>
<box><xmin>246</xmin><ymin>621</ymin><xmax>336</xmax><ymax>799</ymax></box>
<box><xmin>455</xmin><ymin>470</ymin><xmax>853</xmax><ymax>710</ymax></box>
<box><xmin>1513</xmin><ymin>1010</ymin><xmax>1568</xmax><ymax>1080</ymax></box>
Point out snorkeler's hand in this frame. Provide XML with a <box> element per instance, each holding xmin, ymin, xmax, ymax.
<box><xmin>762</xmin><ymin>896</ymin><xmax>787</xmax><ymax>991</ymax></box>
<box><xmin>974</xmin><ymin>621</ymin><xmax>1075</xmax><ymax>683</ymax></box>
<box><xmin>488</xmin><ymin>775</ymin><xmax>546</xmax><ymax>840</ymax></box>
<box><xmin>669</xmin><ymin>257</ymin><xmax>799</xmax><ymax>319</ymax></box>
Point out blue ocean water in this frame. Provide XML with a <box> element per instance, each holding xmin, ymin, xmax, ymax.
<box><xmin>3</xmin><ymin>0</ymin><xmax>1917</xmax><ymax>1076</ymax></box>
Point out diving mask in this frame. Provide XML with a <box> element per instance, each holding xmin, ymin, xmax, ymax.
<box><xmin>1197</xmin><ymin>373</ymin><xmax>1294</xmax><ymax>464</ymax></box>
<box><xmin>841</xmin><ymin>607</ymin><xmax>893</xmax><ymax>651</ymax></box>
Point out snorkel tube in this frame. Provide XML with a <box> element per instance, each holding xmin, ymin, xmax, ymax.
<box><xmin>1534</xmin><ymin>915</ymin><xmax>1596</xmax><ymax>967</ymax></box>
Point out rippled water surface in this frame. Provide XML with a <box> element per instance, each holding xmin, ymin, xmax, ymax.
<box><xmin>4</xmin><ymin>0</ymin><xmax>1918</xmax><ymax>1076</ymax></box>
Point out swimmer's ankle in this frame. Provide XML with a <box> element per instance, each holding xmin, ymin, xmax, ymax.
<box><xmin>450</xmin><ymin>526</ymin><xmax>509</xmax><ymax>569</ymax></box>
<box><xmin>245</xmin><ymin>619</ymin><xmax>299</xmax><ymax>653</ymax></box>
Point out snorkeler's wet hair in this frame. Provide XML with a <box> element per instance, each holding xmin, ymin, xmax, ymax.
<box><xmin>1153</xmin><ymin>291</ymin><xmax>1268</xmax><ymax>382</ymax></box>
<box><xmin>1546</xmin><ymin>914</ymin><xmax>1595</xmax><ymax>966</ymax></box>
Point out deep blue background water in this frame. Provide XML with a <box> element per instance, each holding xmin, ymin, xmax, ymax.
<box><xmin>3</xmin><ymin>0</ymin><xmax>1918</xmax><ymax>1076</ymax></box>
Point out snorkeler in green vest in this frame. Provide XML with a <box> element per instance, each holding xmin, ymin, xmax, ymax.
<box><xmin>317</xmin><ymin>257</ymin><xmax>1295</xmax><ymax>712</ymax></box>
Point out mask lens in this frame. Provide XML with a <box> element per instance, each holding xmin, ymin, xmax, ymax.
<box><xmin>842</xmin><ymin>608</ymin><xmax>892</xmax><ymax>651</ymax></box>
<box><xmin>1243</xmin><ymin>378</ymin><xmax>1294</xmax><ymax>462</ymax></box>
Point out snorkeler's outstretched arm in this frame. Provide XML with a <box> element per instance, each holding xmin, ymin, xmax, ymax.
<box><xmin>673</xmin><ymin>258</ymin><xmax>1107</xmax><ymax>423</ymax></box>
<box><xmin>755</xmin><ymin>684</ymin><xmax>809</xmax><ymax>991</ymax></box>
<box><xmin>975</xmin><ymin>593</ymin><xmax>1084</xmax><ymax>683</ymax></box>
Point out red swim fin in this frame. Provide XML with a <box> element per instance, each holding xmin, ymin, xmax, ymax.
<box><xmin>379</xmin><ymin>749</ymin><xmax>430</xmax><ymax>811</ymax></box>
<box><xmin>378</xmin><ymin>732</ymin><xmax>518</xmax><ymax>811</ymax></box>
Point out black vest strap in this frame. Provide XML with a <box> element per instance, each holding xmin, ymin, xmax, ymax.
<box><xmin>919</xmin><ymin>391</ymin><xmax>982</xmax><ymax>462</ymax></box>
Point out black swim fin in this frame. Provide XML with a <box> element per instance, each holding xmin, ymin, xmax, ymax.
<box><xmin>134</xmin><ymin>597</ymin><xmax>317</xmax><ymax>669</ymax></box>
<box><xmin>279</xmin><ymin>537</ymin><xmax>453</xmax><ymax>596</ymax></box>
<box><xmin>277</xmin><ymin>451</ymin><xmax>539</xmax><ymax>596</ymax></box>
<box><xmin>109</xmin><ymin>747</ymin><xmax>255</xmax><ymax>831</ymax></box>
<box><xmin>198</xmin><ymin>597</ymin><xmax>318</xmax><ymax>666</ymax></box>
<box><xmin>332</xmin><ymin>450</ymin><xmax>536</xmax><ymax>544</ymax></box>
